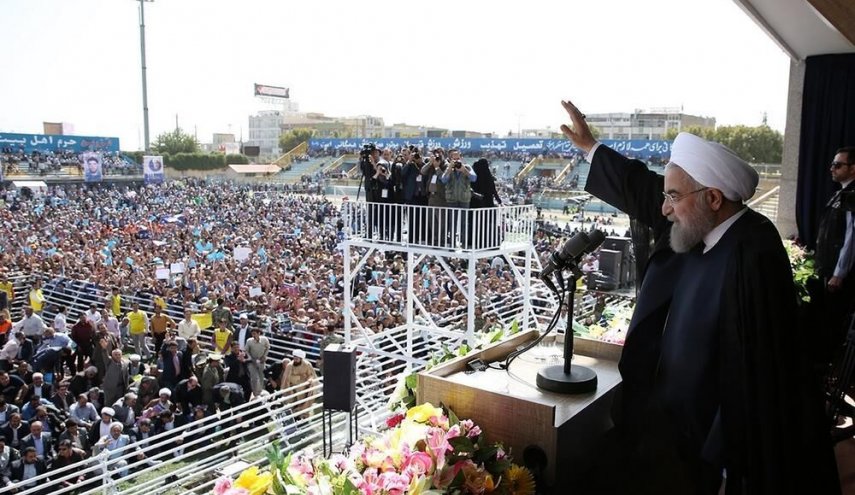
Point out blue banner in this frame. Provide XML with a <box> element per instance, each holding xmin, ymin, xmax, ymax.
<box><xmin>0</xmin><ymin>132</ymin><xmax>120</xmax><ymax>154</ymax></box>
<box><xmin>308</xmin><ymin>138</ymin><xmax>672</xmax><ymax>159</ymax></box>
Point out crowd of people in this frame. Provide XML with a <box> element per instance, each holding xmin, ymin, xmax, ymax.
<box><xmin>0</xmin><ymin>148</ymin><xmax>141</xmax><ymax>177</ymax></box>
<box><xmin>0</xmin><ymin>145</ymin><xmax>622</xmax><ymax>489</ymax></box>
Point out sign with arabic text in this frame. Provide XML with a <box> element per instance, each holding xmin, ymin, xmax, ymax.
<box><xmin>0</xmin><ymin>132</ymin><xmax>120</xmax><ymax>154</ymax></box>
<box><xmin>308</xmin><ymin>138</ymin><xmax>671</xmax><ymax>159</ymax></box>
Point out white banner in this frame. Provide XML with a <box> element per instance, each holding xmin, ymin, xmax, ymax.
<box><xmin>143</xmin><ymin>155</ymin><xmax>165</xmax><ymax>183</ymax></box>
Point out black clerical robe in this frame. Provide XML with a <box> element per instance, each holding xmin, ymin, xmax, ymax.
<box><xmin>585</xmin><ymin>144</ymin><xmax>838</xmax><ymax>494</ymax></box>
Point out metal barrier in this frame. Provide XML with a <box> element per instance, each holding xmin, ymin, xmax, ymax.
<box><xmin>341</xmin><ymin>202</ymin><xmax>536</xmax><ymax>252</ymax></box>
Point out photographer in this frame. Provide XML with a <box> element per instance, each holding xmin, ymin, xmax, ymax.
<box><xmin>441</xmin><ymin>149</ymin><xmax>477</xmax><ymax>247</ymax></box>
<box><xmin>402</xmin><ymin>147</ymin><xmax>428</xmax><ymax>243</ymax></box>
<box><xmin>370</xmin><ymin>152</ymin><xmax>396</xmax><ymax>241</ymax></box>
<box><xmin>421</xmin><ymin>148</ymin><xmax>448</xmax><ymax>245</ymax></box>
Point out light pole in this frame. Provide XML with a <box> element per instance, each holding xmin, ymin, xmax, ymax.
<box><xmin>137</xmin><ymin>0</ymin><xmax>154</xmax><ymax>152</ymax></box>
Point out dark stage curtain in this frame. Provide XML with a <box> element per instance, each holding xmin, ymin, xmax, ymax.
<box><xmin>796</xmin><ymin>53</ymin><xmax>855</xmax><ymax>249</ymax></box>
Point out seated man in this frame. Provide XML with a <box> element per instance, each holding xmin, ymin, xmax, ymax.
<box><xmin>9</xmin><ymin>446</ymin><xmax>48</xmax><ymax>494</ymax></box>
<box><xmin>49</xmin><ymin>439</ymin><xmax>91</xmax><ymax>490</ymax></box>
<box><xmin>0</xmin><ymin>370</ymin><xmax>26</xmax><ymax>407</ymax></box>
<box><xmin>0</xmin><ymin>436</ymin><xmax>20</xmax><ymax>491</ymax></box>
<box><xmin>94</xmin><ymin>422</ymin><xmax>136</xmax><ymax>479</ymax></box>
<box><xmin>0</xmin><ymin>412</ymin><xmax>29</xmax><ymax>451</ymax></box>
<box><xmin>20</xmin><ymin>420</ymin><xmax>54</xmax><ymax>462</ymax></box>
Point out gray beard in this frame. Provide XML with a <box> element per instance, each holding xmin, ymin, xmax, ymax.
<box><xmin>669</xmin><ymin>208</ymin><xmax>716</xmax><ymax>253</ymax></box>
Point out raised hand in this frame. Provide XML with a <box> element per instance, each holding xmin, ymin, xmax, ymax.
<box><xmin>559</xmin><ymin>100</ymin><xmax>597</xmax><ymax>153</ymax></box>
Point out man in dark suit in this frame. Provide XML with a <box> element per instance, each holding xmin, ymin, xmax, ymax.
<box><xmin>560</xmin><ymin>100</ymin><xmax>838</xmax><ymax>494</ymax></box>
<box><xmin>159</xmin><ymin>341</ymin><xmax>182</xmax><ymax>390</ymax></box>
<box><xmin>9</xmin><ymin>446</ymin><xmax>48</xmax><ymax>494</ymax></box>
<box><xmin>20</xmin><ymin>421</ymin><xmax>54</xmax><ymax>462</ymax></box>
<box><xmin>0</xmin><ymin>370</ymin><xmax>26</xmax><ymax>406</ymax></box>
<box><xmin>0</xmin><ymin>397</ymin><xmax>19</xmax><ymax>425</ymax></box>
<box><xmin>0</xmin><ymin>413</ymin><xmax>28</xmax><ymax>450</ymax></box>
<box><xmin>12</xmin><ymin>333</ymin><xmax>34</xmax><ymax>364</ymax></box>
<box><xmin>0</xmin><ymin>436</ymin><xmax>20</xmax><ymax>490</ymax></box>
<box><xmin>172</xmin><ymin>376</ymin><xmax>203</xmax><ymax>419</ymax></box>
<box><xmin>22</xmin><ymin>373</ymin><xmax>52</xmax><ymax>403</ymax></box>
<box><xmin>49</xmin><ymin>381</ymin><xmax>73</xmax><ymax>414</ymax></box>
<box><xmin>814</xmin><ymin>145</ymin><xmax>855</xmax><ymax>362</ymax></box>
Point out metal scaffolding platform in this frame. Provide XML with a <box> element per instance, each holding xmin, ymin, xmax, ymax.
<box><xmin>340</xmin><ymin>201</ymin><xmax>558</xmax><ymax>360</ymax></box>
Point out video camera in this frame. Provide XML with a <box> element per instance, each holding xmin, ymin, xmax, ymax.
<box><xmin>360</xmin><ymin>143</ymin><xmax>377</xmax><ymax>159</ymax></box>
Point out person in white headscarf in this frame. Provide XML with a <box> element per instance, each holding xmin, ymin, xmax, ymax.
<box><xmin>557</xmin><ymin>100</ymin><xmax>839</xmax><ymax>495</ymax></box>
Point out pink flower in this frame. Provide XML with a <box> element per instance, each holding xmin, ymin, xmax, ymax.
<box><xmin>222</xmin><ymin>489</ymin><xmax>249</xmax><ymax>495</ymax></box>
<box><xmin>359</xmin><ymin>468</ymin><xmax>381</xmax><ymax>495</ymax></box>
<box><xmin>459</xmin><ymin>419</ymin><xmax>474</xmax><ymax>431</ymax></box>
<box><xmin>378</xmin><ymin>471</ymin><xmax>411</xmax><ymax>495</ymax></box>
<box><xmin>466</xmin><ymin>425</ymin><xmax>482</xmax><ymax>438</ymax></box>
<box><xmin>426</xmin><ymin>427</ymin><xmax>451</xmax><ymax>469</ymax></box>
<box><xmin>403</xmin><ymin>451</ymin><xmax>434</xmax><ymax>477</ymax></box>
<box><xmin>496</xmin><ymin>447</ymin><xmax>506</xmax><ymax>460</ymax></box>
<box><xmin>446</xmin><ymin>425</ymin><xmax>461</xmax><ymax>440</ymax></box>
<box><xmin>213</xmin><ymin>477</ymin><xmax>233</xmax><ymax>495</ymax></box>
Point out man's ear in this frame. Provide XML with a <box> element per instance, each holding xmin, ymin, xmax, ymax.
<box><xmin>707</xmin><ymin>188</ymin><xmax>725</xmax><ymax>211</ymax></box>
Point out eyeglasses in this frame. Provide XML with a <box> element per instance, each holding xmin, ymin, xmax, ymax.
<box><xmin>662</xmin><ymin>187</ymin><xmax>708</xmax><ymax>206</ymax></box>
<box><xmin>832</xmin><ymin>161</ymin><xmax>852</xmax><ymax>169</ymax></box>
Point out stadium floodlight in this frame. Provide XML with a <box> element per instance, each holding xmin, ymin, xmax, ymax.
<box><xmin>136</xmin><ymin>0</ymin><xmax>155</xmax><ymax>152</ymax></box>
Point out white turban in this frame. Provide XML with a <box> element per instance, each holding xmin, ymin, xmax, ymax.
<box><xmin>669</xmin><ymin>132</ymin><xmax>758</xmax><ymax>202</ymax></box>
<box><xmin>293</xmin><ymin>349</ymin><xmax>306</xmax><ymax>359</ymax></box>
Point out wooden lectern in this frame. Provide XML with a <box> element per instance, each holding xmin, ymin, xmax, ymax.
<box><xmin>417</xmin><ymin>330</ymin><xmax>622</xmax><ymax>492</ymax></box>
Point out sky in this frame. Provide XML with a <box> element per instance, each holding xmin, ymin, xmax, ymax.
<box><xmin>0</xmin><ymin>0</ymin><xmax>791</xmax><ymax>150</ymax></box>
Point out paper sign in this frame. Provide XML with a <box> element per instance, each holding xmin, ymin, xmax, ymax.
<box><xmin>192</xmin><ymin>313</ymin><xmax>212</xmax><ymax>329</ymax></box>
<box><xmin>249</xmin><ymin>287</ymin><xmax>263</xmax><ymax>297</ymax></box>
<box><xmin>367</xmin><ymin>286</ymin><xmax>383</xmax><ymax>299</ymax></box>
<box><xmin>170</xmin><ymin>262</ymin><xmax>185</xmax><ymax>274</ymax></box>
<box><xmin>234</xmin><ymin>247</ymin><xmax>251</xmax><ymax>261</ymax></box>
<box><xmin>156</xmin><ymin>268</ymin><xmax>170</xmax><ymax>280</ymax></box>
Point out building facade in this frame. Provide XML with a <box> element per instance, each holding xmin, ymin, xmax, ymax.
<box><xmin>586</xmin><ymin>108</ymin><xmax>716</xmax><ymax>140</ymax></box>
<box><xmin>248</xmin><ymin>111</ymin><xmax>284</xmax><ymax>158</ymax></box>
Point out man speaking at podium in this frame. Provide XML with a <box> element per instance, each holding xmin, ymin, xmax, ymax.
<box><xmin>559</xmin><ymin>100</ymin><xmax>838</xmax><ymax>494</ymax></box>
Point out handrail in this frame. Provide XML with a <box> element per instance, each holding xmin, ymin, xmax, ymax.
<box><xmin>554</xmin><ymin>160</ymin><xmax>575</xmax><ymax>184</ymax></box>
<box><xmin>341</xmin><ymin>202</ymin><xmax>536</xmax><ymax>252</ymax></box>
<box><xmin>272</xmin><ymin>141</ymin><xmax>309</xmax><ymax>169</ymax></box>
<box><xmin>323</xmin><ymin>153</ymin><xmax>357</xmax><ymax>174</ymax></box>
<box><xmin>514</xmin><ymin>155</ymin><xmax>542</xmax><ymax>180</ymax></box>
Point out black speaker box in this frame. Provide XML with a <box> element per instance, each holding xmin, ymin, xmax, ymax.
<box><xmin>323</xmin><ymin>344</ymin><xmax>356</xmax><ymax>411</ymax></box>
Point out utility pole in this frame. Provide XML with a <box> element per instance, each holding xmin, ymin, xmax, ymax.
<box><xmin>137</xmin><ymin>0</ymin><xmax>154</xmax><ymax>151</ymax></box>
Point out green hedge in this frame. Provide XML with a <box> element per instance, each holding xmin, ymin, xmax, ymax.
<box><xmin>121</xmin><ymin>151</ymin><xmax>250</xmax><ymax>170</ymax></box>
<box><xmin>226</xmin><ymin>154</ymin><xmax>249</xmax><ymax>164</ymax></box>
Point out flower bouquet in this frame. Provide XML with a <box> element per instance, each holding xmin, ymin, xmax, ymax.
<box><xmin>213</xmin><ymin>403</ymin><xmax>535</xmax><ymax>495</ymax></box>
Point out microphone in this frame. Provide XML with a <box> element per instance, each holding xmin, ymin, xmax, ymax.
<box><xmin>540</xmin><ymin>230</ymin><xmax>606</xmax><ymax>282</ymax></box>
<box><xmin>535</xmin><ymin>229</ymin><xmax>606</xmax><ymax>395</ymax></box>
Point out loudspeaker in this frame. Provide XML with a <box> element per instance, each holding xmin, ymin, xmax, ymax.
<box><xmin>599</xmin><ymin>249</ymin><xmax>623</xmax><ymax>283</ymax></box>
<box><xmin>323</xmin><ymin>344</ymin><xmax>356</xmax><ymax>411</ymax></box>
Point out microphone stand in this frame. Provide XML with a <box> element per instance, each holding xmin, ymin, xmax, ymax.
<box><xmin>536</xmin><ymin>265</ymin><xmax>598</xmax><ymax>394</ymax></box>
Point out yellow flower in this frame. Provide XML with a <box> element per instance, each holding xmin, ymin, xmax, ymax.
<box><xmin>234</xmin><ymin>466</ymin><xmax>274</xmax><ymax>495</ymax></box>
<box><xmin>503</xmin><ymin>465</ymin><xmax>535</xmax><ymax>495</ymax></box>
<box><xmin>406</xmin><ymin>403</ymin><xmax>443</xmax><ymax>424</ymax></box>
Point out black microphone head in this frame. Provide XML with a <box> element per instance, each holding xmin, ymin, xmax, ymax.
<box><xmin>586</xmin><ymin>230</ymin><xmax>606</xmax><ymax>250</ymax></box>
<box><xmin>555</xmin><ymin>232</ymin><xmax>590</xmax><ymax>265</ymax></box>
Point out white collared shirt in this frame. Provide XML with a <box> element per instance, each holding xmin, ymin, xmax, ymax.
<box><xmin>702</xmin><ymin>208</ymin><xmax>749</xmax><ymax>254</ymax></box>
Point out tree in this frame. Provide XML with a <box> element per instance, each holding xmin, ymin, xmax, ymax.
<box><xmin>151</xmin><ymin>128</ymin><xmax>199</xmax><ymax>154</ymax></box>
<box><xmin>279</xmin><ymin>128</ymin><xmax>315</xmax><ymax>153</ymax></box>
<box><xmin>664</xmin><ymin>124</ymin><xmax>782</xmax><ymax>163</ymax></box>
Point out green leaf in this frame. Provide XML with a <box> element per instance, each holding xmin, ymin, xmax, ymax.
<box><xmin>405</xmin><ymin>373</ymin><xmax>419</xmax><ymax>391</ymax></box>
<box><xmin>509</xmin><ymin>319</ymin><xmax>520</xmax><ymax>334</ymax></box>
<box><xmin>448</xmin><ymin>436</ymin><xmax>475</xmax><ymax>456</ymax></box>
<box><xmin>457</xmin><ymin>344</ymin><xmax>470</xmax><ymax>356</ymax></box>
<box><xmin>342</xmin><ymin>477</ymin><xmax>360</xmax><ymax>495</ymax></box>
<box><xmin>446</xmin><ymin>405</ymin><xmax>460</xmax><ymax>427</ymax></box>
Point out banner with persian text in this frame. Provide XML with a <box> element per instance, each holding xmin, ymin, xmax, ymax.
<box><xmin>308</xmin><ymin>138</ymin><xmax>672</xmax><ymax>159</ymax></box>
<box><xmin>0</xmin><ymin>132</ymin><xmax>120</xmax><ymax>154</ymax></box>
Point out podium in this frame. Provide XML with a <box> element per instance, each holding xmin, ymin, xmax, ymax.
<box><xmin>417</xmin><ymin>331</ymin><xmax>622</xmax><ymax>492</ymax></box>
